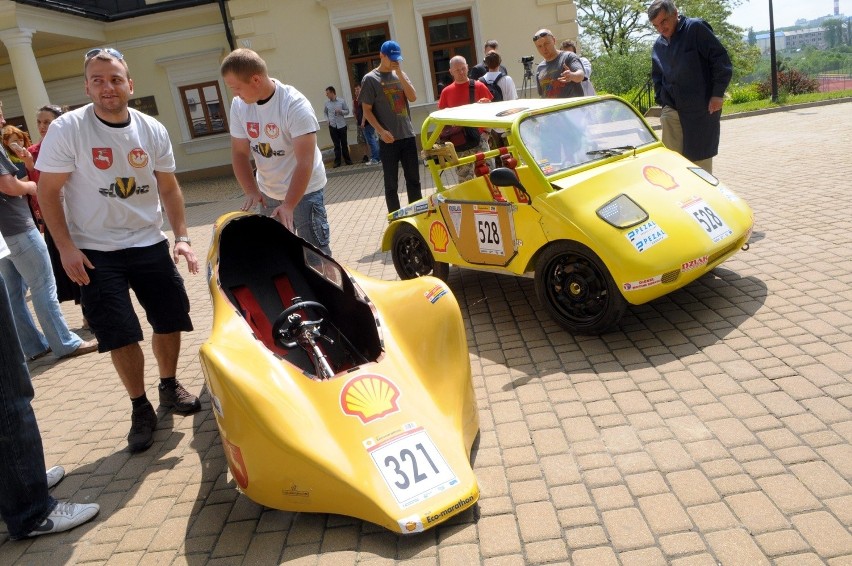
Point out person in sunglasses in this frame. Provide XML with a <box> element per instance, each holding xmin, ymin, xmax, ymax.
<box><xmin>35</xmin><ymin>47</ymin><xmax>202</xmax><ymax>454</ymax></box>
<box><xmin>532</xmin><ymin>29</ymin><xmax>585</xmax><ymax>99</ymax></box>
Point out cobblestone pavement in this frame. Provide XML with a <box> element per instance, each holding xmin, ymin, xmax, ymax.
<box><xmin>2</xmin><ymin>101</ymin><xmax>850</xmax><ymax>565</ymax></box>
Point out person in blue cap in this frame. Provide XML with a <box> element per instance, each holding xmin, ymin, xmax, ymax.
<box><xmin>359</xmin><ymin>40</ymin><xmax>422</xmax><ymax>213</ymax></box>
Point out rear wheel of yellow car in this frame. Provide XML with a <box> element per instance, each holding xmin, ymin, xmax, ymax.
<box><xmin>391</xmin><ymin>223</ymin><xmax>450</xmax><ymax>281</ymax></box>
<box><xmin>535</xmin><ymin>241</ymin><xmax>626</xmax><ymax>334</ymax></box>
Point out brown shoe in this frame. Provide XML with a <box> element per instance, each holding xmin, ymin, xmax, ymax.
<box><xmin>62</xmin><ymin>339</ymin><xmax>98</xmax><ymax>359</ymax></box>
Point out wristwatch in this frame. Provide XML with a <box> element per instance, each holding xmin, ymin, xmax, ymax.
<box><xmin>175</xmin><ymin>236</ymin><xmax>192</xmax><ymax>245</ymax></box>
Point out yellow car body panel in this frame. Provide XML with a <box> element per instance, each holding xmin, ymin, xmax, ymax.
<box><xmin>384</xmin><ymin>96</ymin><xmax>754</xmax><ymax>332</ymax></box>
<box><xmin>200</xmin><ymin>212</ymin><xmax>479</xmax><ymax>534</ymax></box>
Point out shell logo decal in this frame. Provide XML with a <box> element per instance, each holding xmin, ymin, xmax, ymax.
<box><xmin>643</xmin><ymin>165</ymin><xmax>678</xmax><ymax>190</ymax></box>
<box><xmin>429</xmin><ymin>221</ymin><xmax>449</xmax><ymax>252</ymax></box>
<box><xmin>340</xmin><ymin>374</ymin><xmax>400</xmax><ymax>424</ymax></box>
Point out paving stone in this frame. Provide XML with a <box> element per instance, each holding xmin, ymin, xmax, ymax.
<box><xmin>515</xmin><ymin>501</ymin><xmax>561</xmax><ymax>542</ymax></box>
<box><xmin>619</xmin><ymin>546</ymin><xmax>667</xmax><ymax>566</ymax></box>
<box><xmin>686</xmin><ymin>501</ymin><xmax>740</xmax><ymax>532</ymax></box>
<box><xmin>756</xmin><ymin>474</ymin><xmax>822</xmax><ymax>514</ymax></box>
<box><xmin>637</xmin><ymin>493</ymin><xmax>693</xmax><ymax>535</ymax></box>
<box><xmin>666</xmin><ymin>469</ymin><xmax>720</xmax><ymax>506</ymax></box>
<box><xmin>601</xmin><ymin>508</ymin><xmax>655</xmax><ymax>551</ymax></box>
<box><xmin>704</xmin><ymin>528</ymin><xmax>771</xmax><ymax>566</ymax></box>
<box><xmin>790</xmin><ymin>461</ymin><xmax>851</xmax><ymax>498</ymax></box>
<box><xmin>659</xmin><ymin>532</ymin><xmax>706</xmax><ymax>557</ymax></box>
<box><xmin>477</xmin><ymin>514</ymin><xmax>522</xmax><ymax>557</ymax></box>
<box><xmin>725</xmin><ymin>491</ymin><xmax>790</xmax><ymax>534</ymax></box>
<box><xmin>571</xmin><ymin>546</ymin><xmax>620</xmax><ymax>566</ymax></box>
<box><xmin>792</xmin><ymin>511</ymin><xmax>852</xmax><ymax>559</ymax></box>
<box><xmin>754</xmin><ymin>529</ymin><xmax>810</xmax><ymax>557</ymax></box>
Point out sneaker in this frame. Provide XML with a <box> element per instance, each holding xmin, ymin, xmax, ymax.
<box><xmin>159</xmin><ymin>380</ymin><xmax>201</xmax><ymax>414</ymax></box>
<box><xmin>128</xmin><ymin>402</ymin><xmax>157</xmax><ymax>453</ymax></box>
<box><xmin>361</xmin><ymin>155</ymin><xmax>369</xmax><ymax>163</ymax></box>
<box><xmin>26</xmin><ymin>501</ymin><xmax>99</xmax><ymax>538</ymax></box>
<box><xmin>46</xmin><ymin>465</ymin><xmax>65</xmax><ymax>489</ymax></box>
<box><xmin>62</xmin><ymin>339</ymin><xmax>98</xmax><ymax>359</ymax></box>
<box><xmin>367</xmin><ymin>159</ymin><xmax>380</xmax><ymax>166</ymax></box>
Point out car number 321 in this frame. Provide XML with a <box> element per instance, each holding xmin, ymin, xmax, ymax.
<box><xmin>370</xmin><ymin>430</ymin><xmax>457</xmax><ymax>506</ymax></box>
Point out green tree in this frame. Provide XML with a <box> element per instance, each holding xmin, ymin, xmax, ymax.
<box><xmin>748</xmin><ymin>27</ymin><xmax>756</xmax><ymax>46</ymax></box>
<box><xmin>824</xmin><ymin>18</ymin><xmax>844</xmax><ymax>49</ymax></box>
<box><xmin>575</xmin><ymin>0</ymin><xmax>650</xmax><ymax>56</ymax></box>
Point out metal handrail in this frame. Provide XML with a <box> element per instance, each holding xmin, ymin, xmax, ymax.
<box><xmin>631</xmin><ymin>76</ymin><xmax>655</xmax><ymax>115</ymax></box>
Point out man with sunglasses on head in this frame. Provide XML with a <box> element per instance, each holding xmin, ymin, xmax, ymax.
<box><xmin>36</xmin><ymin>48</ymin><xmax>202</xmax><ymax>454</ymax></box>
<box><xmin>532</xmin><ymin>29</ymin><xmax>585</xmax><ymax>99</ymax></box>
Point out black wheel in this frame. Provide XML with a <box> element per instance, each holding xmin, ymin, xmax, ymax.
<box><xmin>391</xmin><ymin>223</ymin><xmax>449</xmax><ymax>281</ymax></box>
<box><xmin>534</xmin><ymin>241</ymin><xmax>626</xmax><ymax>334</ymax></box>
<box><xmin>271</xmin><ymin>301</ymin><xmax>328</xmax><ymax>349</ymax></box>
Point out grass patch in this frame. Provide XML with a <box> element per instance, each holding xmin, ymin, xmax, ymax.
<box><xmin>725</xmin><ymin>89</ymin><xmax>852</xmax><ymax>114</ymax></box>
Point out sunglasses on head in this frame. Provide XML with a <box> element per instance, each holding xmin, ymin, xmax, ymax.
<box><xmin>85</xmin><ymin>47</ymin><xmax>124</xmax><ymax>60</ymax></box>
<box><xmin>533</xmin><ymin>31</ymin><xmax>551</xmax><ymax>42</ymax></box>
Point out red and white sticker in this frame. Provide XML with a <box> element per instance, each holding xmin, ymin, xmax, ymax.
<box><xmin>623</xmin><ymin>275</ymin><xmax>662</xmax><ymax>291</ymax></box>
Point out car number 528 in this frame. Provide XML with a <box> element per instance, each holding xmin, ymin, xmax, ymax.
<box><xmin>683</xmin><ymin>199</ymin><xmax>733</xmax><ymax>243</ymax></box>
<box><xmin>370</xmin><ymin>429</ymin><xmax>457</xmax><ymax>505</ymax></box>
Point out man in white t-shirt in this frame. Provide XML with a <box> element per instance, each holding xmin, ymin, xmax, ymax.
<box><xmin>36</xmin><ymin>48</ymin><xmax>202</xmax><ymax>454</ymax></box>
<box><xmin>221</xmin><ymin>48</ymin><xmax>331</xmax><ymax>255</ymax></box>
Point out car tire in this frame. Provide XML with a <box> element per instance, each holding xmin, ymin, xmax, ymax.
<box><xmin>391</xmin><ymin>223</ymin><xmax>450</xmax><ymax>281</ymax></box>
<box><xmin>534</xmin><ymin>241</ymin><xmax>626</xmax><ymax>334</ymax></box>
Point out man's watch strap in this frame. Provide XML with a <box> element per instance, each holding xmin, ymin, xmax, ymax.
<box><xmin>175</xmin><ymin>236</ymin><xmax>192</xmax><ymax>245</ymax></box>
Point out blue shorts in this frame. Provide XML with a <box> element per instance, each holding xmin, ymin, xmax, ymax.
<box><xmin>80</xmin><ymin>240</ymin><xmax>193</xmax><ymax>352</ymax></box>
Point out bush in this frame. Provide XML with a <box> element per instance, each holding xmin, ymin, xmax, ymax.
<box><xmin>756</xmin><ymin>68</ymin><xmax>820</xmax><ymax>98</ymax></box>
<box><xmin>728</xmin><ymin>82</ymin><xmax>763</xmax><ymax>103</ymax></box>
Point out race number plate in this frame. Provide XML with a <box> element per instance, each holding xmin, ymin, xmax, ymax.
<box><xmin>683</xmin><ymin>198</ymin><xmax>732</xmax><ymax>243</ymax></box>
<box><xmin>370</xmin><ymin>428</ymin><xmax>457</xmax><ymax>507</ymax></box>
<box><xmin>474</xmin><ymin>209</ymin><xmax>502</xmax><ymax>255</ymax></box>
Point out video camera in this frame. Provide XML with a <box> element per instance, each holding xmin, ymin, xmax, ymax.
<box><xmin>520</xmin><ymin>56</ymin><xmax>535</xmax><ymax>65</ymax></box>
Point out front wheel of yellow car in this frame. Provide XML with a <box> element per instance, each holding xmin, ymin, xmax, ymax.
<box><xmin>391</xmin><ymin>223</ymin><xmax>450</xmax><ymax>281</ymax></box>
<box><xmin>535</xmin><ymin>241</ymin><xmax>626</xmax><ymax>334</ymax></box>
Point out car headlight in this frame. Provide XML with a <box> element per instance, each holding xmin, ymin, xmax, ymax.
<box><xmin>597</xmin><ymin>194</ymin><xmax>648</xmax><ymax>229</ymax></box>
<box><xmin>689</xmin><ymin>167</ymin><xmax>719</xmax><ymax>186</ymax></box>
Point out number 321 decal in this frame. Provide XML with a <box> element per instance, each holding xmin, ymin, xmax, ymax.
<box><xmin>370</xmin><ymin>429</ymin><xmax>457</xmax><ymax>507</ymax></box>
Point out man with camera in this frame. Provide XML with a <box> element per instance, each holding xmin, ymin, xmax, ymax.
<box><xmin>532</xmin><ymin>29</ymin><xmax>585</xmax><ymax>98</ymax></box>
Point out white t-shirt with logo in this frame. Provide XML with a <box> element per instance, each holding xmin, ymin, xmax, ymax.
<box><xmin>229</xmin><ymin>80</ymin><xmax>326</xmax><ymax>200</ymax></box>
<box><xmin>36</xmin><ymin>105</ymin><xmax>174</xmax><ymax>252</ymax></box>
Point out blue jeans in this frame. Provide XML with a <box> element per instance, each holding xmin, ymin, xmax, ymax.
<box><xmin>364</xmin><ymin>123</ymin><xmax>380</xmax><ymax>162</ymax></box>
<box><xmin>379</xmin><ymin>136</ymin><xmax>422</xmax><ymax>212</ymax></box>
<box><xmin>0</xmin><ymin>269</ymin><xmax>57</xmax><ymax>539</ymax></box>
<box><xmin>0</xmin><ymin>228</ymin><xmax>83</xmax><ymax>358</ymax></box>
<box><xmin>259</xmin><ymin>189</ymin><xmax>332</xmax><ymax>256</ymax></box>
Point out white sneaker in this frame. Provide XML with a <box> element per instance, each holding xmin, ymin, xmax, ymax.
<box><xmin>46</xmin><ymin>465</ymin><xmax>65</xmax><ymax>489</ymax></box>
<box><xmin>367</xmin><ymin>159</ymin><xmax>380</xmax><ymax>165</ymax></box>
<box><xmin>27</xmin><ymin>501</ymin><xmax>99</xmax><ymax>537</ymax></box>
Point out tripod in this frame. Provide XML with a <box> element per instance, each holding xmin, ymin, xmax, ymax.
<box><xmin>520</xmin><ymin>62</ymin><xmax>534</xmax><ymax>98</ymax></box>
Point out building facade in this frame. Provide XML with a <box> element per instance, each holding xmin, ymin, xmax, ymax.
<box><xmin>0</xmin><ymin>0</ymin><xmax>578</xmax><ymax>176</ymax></box>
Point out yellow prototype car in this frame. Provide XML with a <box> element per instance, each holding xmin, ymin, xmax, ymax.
<box><xmin>199</xmin><ymin>212</ymin><xmax>479</xmax><ymax>534</ymax></box>
<box><xmin>383</xmin><ymin>95</ymin><xmax>754</xmax><ymax>334</ymax></box>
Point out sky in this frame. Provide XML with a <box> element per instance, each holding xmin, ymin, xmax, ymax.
<box><xmin>728</xmin><ymin>0</ymin><xmax>845</xmax><ymax>31</ymax></box>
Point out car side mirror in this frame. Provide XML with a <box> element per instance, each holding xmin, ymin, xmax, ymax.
<box><xmin>489</xmin><ymin>167</ymin><xmax>532</xmax><ymax>203</ymax></box>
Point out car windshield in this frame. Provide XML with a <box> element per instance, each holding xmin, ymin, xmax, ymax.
<box><xmin>518</xmin><ymin>99</ymin><xmax>657</xmax><ymax>176</ymax></box>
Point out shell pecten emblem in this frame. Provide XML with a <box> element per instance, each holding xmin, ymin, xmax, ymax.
<box><xmin>643</xmin><ymin>165</ymin><xmax>678</xmax><ymax>190</ymax></box>
<box><xmin>340</xmin><ymin>374</ymin><xmax>401</xmax><ymax>423</ymax></box>
<box><xmin>429</xmin><ymin>221</ymin><xmax>449</xmax><ymax>252</ymax></box>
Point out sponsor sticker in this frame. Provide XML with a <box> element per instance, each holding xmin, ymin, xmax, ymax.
<box><xmin>265</xmin><ymin>123</ymin><xmax>280</xmax><ymax>138</ymax></box>
<box><xmin>425</xmin><ymin>284</ymin><xmax>448</xmax><ymax>304</ymax></box>
<box><xmin>340</xmin><ymin>374</ymin><xmax>400</xmax><ymax>423</ymax></box>
<box><xmin>429</xmin><ymin>221</ymin><xmax>449</xmax><ymax>252</ymax></box>
<box><xmin>622</xmin><ymin>275</ymin><xmax>663</xmax><ymax>291</ymax></box>
<box><xmin>626</xmin><ymin>220</ymin><xmax>668</xmax><ymax>253</ymax></box>
<box><xmin>623</xmin><ymin>275</ymin><xmax>662</xmax><ymax>291</ymax></box>
<box><xmin>643</xmin><ymin>165</ymin><xmax>678</xmax><ymax>190</ymax></box>
<box><xmin>448</xmin><ymin>204</ymin><xmax>463</xmax><ymax>236</ymax></box>
<box><xmin>681</xmin><ymin>255</ymin><xmax>709</xmax><ymax>272</ymax></box>
<box><xmin>221</xmin><ymin>437</ymin><xmax>249</xmax><ymax>489</ymax></box>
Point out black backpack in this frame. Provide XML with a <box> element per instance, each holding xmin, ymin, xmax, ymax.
<box><xmin>478</xmin><ymin>72</ymin><xmax>505</xmax><ymax>102</ymax></box>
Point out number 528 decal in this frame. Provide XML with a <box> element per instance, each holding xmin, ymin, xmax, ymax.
<box><xmin>682</xmin><ymin>198</ymin><xmax>732</xmax><ymax>243</ymax></box>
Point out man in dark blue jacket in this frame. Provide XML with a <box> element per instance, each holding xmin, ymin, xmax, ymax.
<box><xmin>648</xmin><ymin>0</ymin><xmax>732</xmax><ymax>173</ymax></box>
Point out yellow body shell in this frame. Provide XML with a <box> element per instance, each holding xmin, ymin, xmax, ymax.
<box><xmin>200</xmin><ymin>212</ymin><xmax>479</xmax><ymax>534</ymax></box>
<box><xmin>383</xmin><ymin>96</ymin><xmax>753</xmax><ymax>312</ymax></box>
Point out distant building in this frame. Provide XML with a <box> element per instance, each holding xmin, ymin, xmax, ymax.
<box><xmin>784</xmin><ymin>28</ymin><xmax>829</xmax><ymax>51</ymax></box>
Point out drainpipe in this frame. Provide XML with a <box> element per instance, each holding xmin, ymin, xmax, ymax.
<box><xmin>218</xmin><ymin>0</ymin><xmax>236</xmax><ymax>51</ymax></box>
